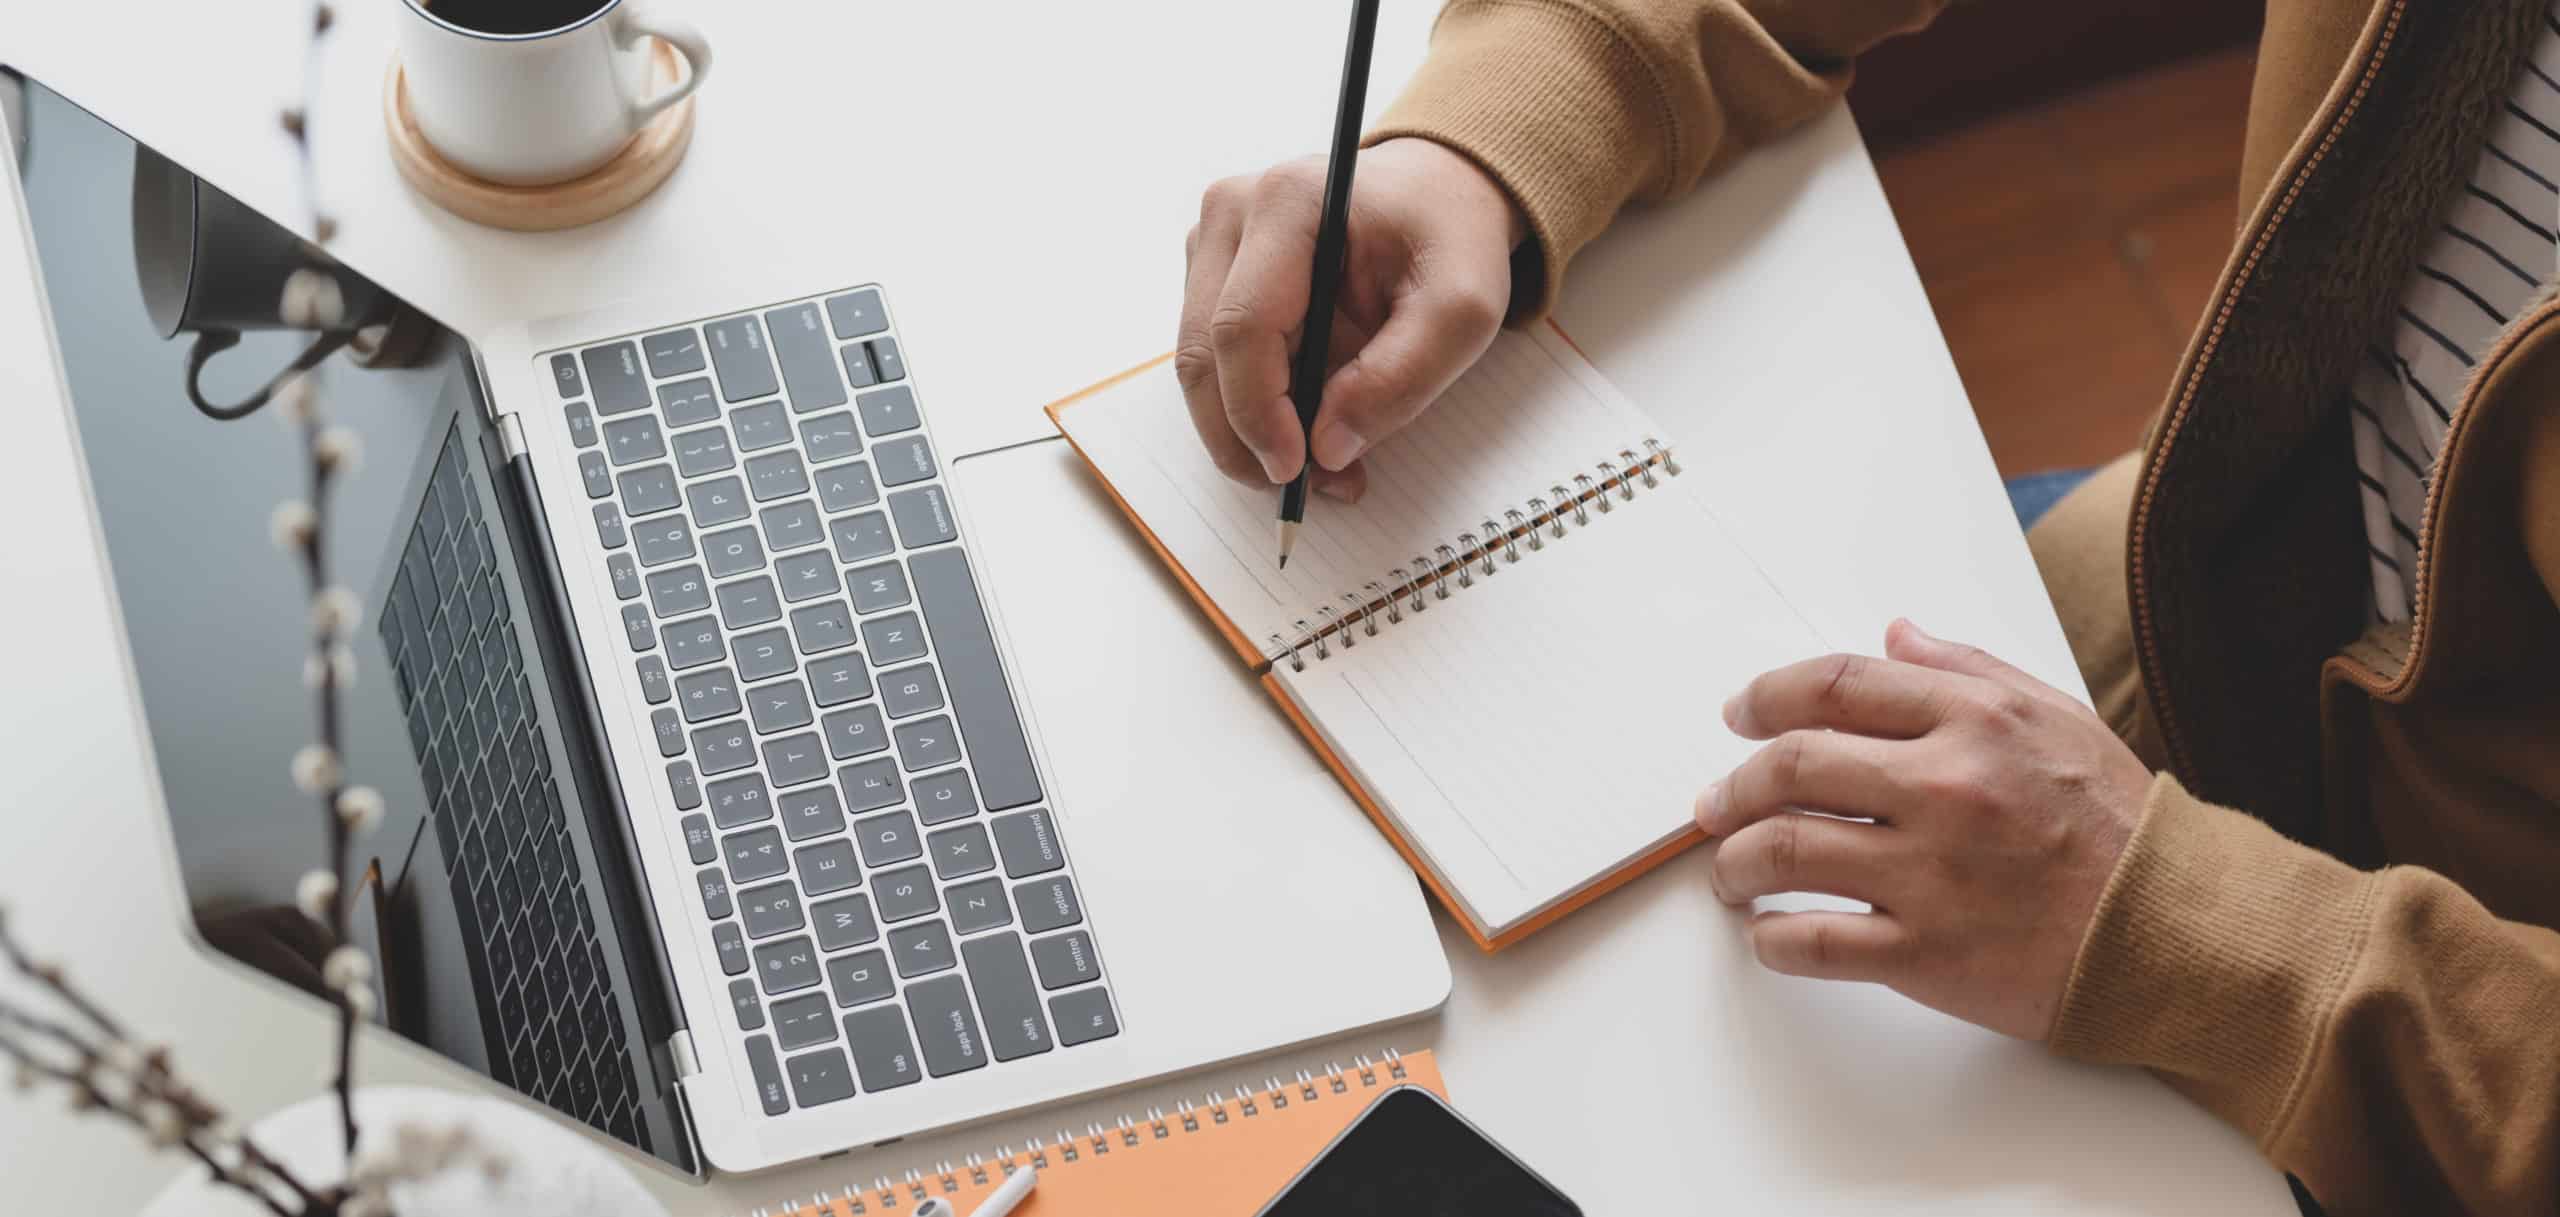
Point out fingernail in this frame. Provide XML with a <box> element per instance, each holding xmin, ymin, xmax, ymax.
<box><xmin>1317</xmin><ymin>478</ymin><xmax>1362</xmax><ymax>503</ymax></box>
<box><xmin>1312</xmin><ymin>420</ymin><xmax>1365</xmax><ymax>471</ymax></box>
<box><xmin>1722</xmin><ymin>694</ymin><xmax>1742</xmax><ymax>731</ymax></box>
<box><xmin>1694</xmin><ymin>782</ymin><xmax>1724</xmax><ymax>833</ymax></box>
<box><xmin>1257</xmin><ymin>449</ymin><xmax>1290</xmax><ymax>483</ymax></box>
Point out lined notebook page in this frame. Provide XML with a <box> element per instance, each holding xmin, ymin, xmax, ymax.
<box><xmin>1273</xmin><ymin>474</ymin><xmax>1827</xmax><ymax>935</ymax></box>
<box><xmin>1059</xmin><ymin>325</ymin><xmax>1652</xmax><ymax>652</ymax></box>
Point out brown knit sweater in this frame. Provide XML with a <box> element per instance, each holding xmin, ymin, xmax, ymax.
<box><xmin>1365</xmin><ymin>3</ymin><xmax>2560</xmax><ymax>1214</ymax></box>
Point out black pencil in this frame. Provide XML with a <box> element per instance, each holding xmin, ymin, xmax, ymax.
<box><xmin>1278</xmin><ymin>0</ymin><xmax>1382</xmax><ymax>569</ymax></box>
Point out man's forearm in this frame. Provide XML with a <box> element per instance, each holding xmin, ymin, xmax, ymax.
<box><xmin>1365</xmin><ymin>0</ymin><xmax>1949</xmax><ymax>319</ymax></box>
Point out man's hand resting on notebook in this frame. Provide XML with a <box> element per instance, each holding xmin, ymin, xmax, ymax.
<box><xmin>1178</xmin><ymin>138</ymin><xmax>1526</xmax><ymax>503</ymax></box>
<box><xmin>1693</xmin><ymin>620</ymin><xmax>2151</xmax><ymax>1043</ymax></box>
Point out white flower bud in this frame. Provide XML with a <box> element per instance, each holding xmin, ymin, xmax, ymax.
<box><xmin>98</xmin><ymin>1041</ymin><xmax>141</xmax><ymax>1075</ymax></box>
<box><xmin>341</xmin><ymin>1192</ymin><xmax>389</xmax><ymax>1217</ymax></box>
<box><xmin>329</xmin><ymin>644</ymin><xmax>358</xmax><ymax>691</ymax></box>
<box><xmin>295</xmin><ymin>869</ymin><xmax>339</xmax><ymax>921</ymax></box>
<box><xmin>269</xmin><ymin>500</ymin><xmax>317</xmax><ymax>550</ymax></box>
<box><xmin>302</xmin><ymin>652</ymin><xmax>327</xmax><ymax>690</ymax></box>
<box><xmin>278</xmin><ymin>269</ymin><xmax>346</xmax><ymax>330</ymax></box>
<box><xmin>141</xmin><ymin>1100</ymin><xmax>187</xmax><ymax>1147</ymax></box>
<box><xmin>313</xmin><ymin>427</ymin><xmax>363</xmax><ymax>475</ymax></box>
<box><xmin>290</xmin><ymin>744</ymin><xmax>340</xmax><ymax>793</ymax></box>
<box><xmin>336</xmin><ymin>786</ymin><xmax>385</xmax><ymax>833</ymax></box>
<box><xmin>343</xmin><ymin>982</ymin><xmax>376</xmax><ymax>1020</ymax></box>
<box><xmin>273</xmin><ymin>373</ymin><xmax>316</xmax><ymax>426</ymax></box>
<box><xmin>312</xmin><ymin>586</ymin><xmax>362</xmax><ymax>633</ymax></box>
<box><xmin>323</xmin><ymin>945</ymin><xmax>372</xmax><ymax>991</ymax></box>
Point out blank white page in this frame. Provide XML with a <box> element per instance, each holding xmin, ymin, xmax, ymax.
<box><xmin>1272</xmin><ymin>472</ymin><xmax>1828</xmax><ymax>936</ymax></box>
<box><xmin>1058</xmin><ymin>326</ymin><xmax>1654</xmax><ymax>654</ymax></box>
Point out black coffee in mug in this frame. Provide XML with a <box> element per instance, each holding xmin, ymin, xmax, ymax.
<box><xmin>422</xmin><ymin>0</ymin><xmax>614</xmax><ymax>37</ymax></box>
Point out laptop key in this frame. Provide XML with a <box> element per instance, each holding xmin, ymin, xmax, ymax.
<box><xmin>887</xmin><ymin>486</ymin><xmax>957</xmax><ymax>548</ymax></box>
<box><xmin>632</xmin><ymin>515</ymin><xmax>694</xmax><ymax>566</ymax></box>
<box><xmin>838</xmin><ymin>757</ymin><xmax>903</xmax><ymax>814</ymax></box>
<box><xmin>822</xmin><ymin>704</ymin><xmax>889</xmax><ymax>760</ymax></box>
<box><xmin>550</xmin><ymin>352</ymin><xmax>584</xmax><ymax>398</ymax></box>
<box><xmin>961</xmin><ymin>933</ymin><xmax>1051</xmax><ymax>1061</ymax></box>
<box><xmin>713</xmin><ymin>922</ymin><xmax>748</xmax><ymax>974</ymax></box>
<box><xmin>659</xmin><ymin>614</ymin><xmax>724</xmax><ymax>669</ymax></box>
<box><xmin>724</xmin><ymin>826</ymin><xmax>789</xmax><ymax>883</ymax></box>
<box><xmin>770</xmin><ymin>991</ymin><xmax>836</xmax><ymax>1050</ymax></box>
<box><xmin>708</xmin><ymin>773</ymin><xmax>771</xmax><ymax>828</ymax></box>
<box><xmin>606</xmin><ymin>554</ymin><xmax>642</xmax><ymax>601</ymax></box>
<box><xmin>680</xmin><ymin>813</ymin><xmax>715</xmax><ymax>863</ymax></box>
<box><xmin>911</xmin><ymin>550</ymin><xmax>1043</xmax><ymax>809</ymax></box>
<box><xmin>808</xmin><ymin>653</ymin><xmax>875</xmax><ymax>708</ymax></box>
<box><xmin>746</xmin><ymin>1034</ymin><xmax>790</xmax><ymax>1114</ymax></box>
<box><xmin>801</xmin><ymin>412</ymin><xmax>862</xmax><ymax>463</ymax></box>
<box><xmin>778</xmin><ymin>783</ymin><xmax>844</xmax><ymax>840</ymax></box>
<box><xmin>946</xmin><ymin>877</ymin><xmax>1011</xmax><ymax>935</ymax></box>
<box><xmin>828</xmin><ymin>948</ymin><xmax>895</xmax><ymax>1007</ymax></box>
<box><xmin>668</xmin><ymin>762</ymin><xmax>702</xmax><ymax>811</ymax></box>
<box><xmin>692</xmin><ymin>719</ymin><xmax>755</xmax><ymax>775</ymax></box>
<box><xmin>565</xmin><ymin>401</ymin><xmax>598</xmax><ymax>448</ymax></box>
<box><xmin>728</xmin><ymin>979</ymin><xmax>765</xmax><ymax>1031</ymax></box>
<box><xmin>765</xmin><ymin>303</ymin><xmax>848</xmax><ymax>412</ymax></box>
<box><xmin>826</xmin><ymin>287</ymin><xmax>888</xmax><ymax>339</ymax></box>
<box><xmin>859</xmin><ymin>612</ymin><xmax>927</xmax><ymax>664</ymax></box>
<box><xmin>618</xmin><ymin>464</ymin><xmax>681</xmax><ymax>516</ymax></box>
<box><xmin>643</xmin><ymin>326</ymin><xmax>707</xmax><ymax>377</ymax></box>
<box><xmin>578</xmin><ymin>451</ymin><xmax>613</xmax><ymax>499</ymax></box>
<box><xmin>889</xmin><ymin>921</ymin><xmax>956</xmax><ymax>978</ymax></box>
<box><xmin>893</xmin><ymin>715</ymin><xmax>961</xmax><ymax>771</ymax></box>
<box><xmin>698</xmin><ymin>869</ymin><xmax>734</xmax><ymax>919</ymax></box>
<box><xmin>854</xmin><ymin>810</ymin><xmax>923</xmax><ymax>866</ymax></box>
<box><xmin>760</xmin><ymin>499</ymin><xmax>824</xmax><ymax>552</ymax></box>
<box><xmin>858</xmin><ymin>386</ymin><xmax>921</xmax><ymax>437</ymax></box>
<box><xmin>785</xmin><ymin>1047</ymin><xmax>855</xmax><ymax>1107</ymax></box>
<box><xmin>745</xmin><ymin>450</ymin><xmax>810</xmax><ymax>502</ymax></box>
<box><xmin>659</xmin><ymin>377</ymin><xmax>721</xmax><ymax>428</ymax></box>
<box><xmin>844</xmin><ymin>1005</ymin><xmax>923</xmax><ymax>1091</ymax></box>
<box><xmin>1028</xmin><ymin>930</ymin><xmax>1099</xmax><ymax>990</ymax></box>
<box><xmin>701</xmin><ymin>525</ymin><xmax>764</xmax><ymax>579</ymax></box>
<box><xmin>829</xmin><ymin>511</ymin><xmax>894</xmax><ymax>563</ymax></box>
<box><xmin>868</xmin><ymin>337</ymin><xmax>906</xmax><ymax>383</ymax></box>
<box><xmin>650</xmin><ymin>708</ymin><xmax>684</xmax><ymax>757</ymax></box>
<box><xmin>761</xmin><ymin>731</ymin><xmax>830</xmax><ymax>788</ymax></box>
<box><xmin>671</xmin><ymin>424</ymin><xmax>735</xmax><ymax>477</ymax></box>
<box><xmin>716</xmin><ymin>576</ymin><xmax>783</xmax><ymax>629</ymax></box>
<box><xmin>812</xmin><ymin>894</ymin><xmax>878</xmax><ymax>951</ymax></box>
<box><xmin>991</xmin><ymin>809</ymin><xmax>1063</xmax><ymax>878</ymax></box>
<box><xmin>749</xmin><ymin>679</ymin><xmax>816</xmax><ymax>734</ymax></box>
<box><xmin>776</xmin><ymin>551</ymin><xmax>840</xmax><ymax>603</ymax></box>
<box><xmin>592</xmin><ymin>503</ymin><xmax>626</xmax><ymax>550</ymax></box>
<box><xmin>873</xmin><ymin>864</ymin><xmax>938</xmax><ymax>922</ymax></box>
<box><xmin>814</xmin><ymin>461</ymin><xmax>879</xmax><ymax>512</ymax></box>
<box><xmin>738</xmin><ymin>881</ymin><xmax>805</xmax><ymax>939</ymax></box>
<box><xmin>732</xmin><ymin>626</ymin><xmax>796</xmax><ymax>681</ymax></box>
<box><xmin>847</xmin><ymin>560</ymin><xmax>910</xmax><ymax>613</ymax></box>
<box><xmin>646</xmin><ymin>563</ymin><xmax>712</xmax><ymax>617</ymax></box>
<box><xmin>602</xmin><ymin>414</ymin><xmax>665</xmax><ymax>466</ymax></box>
<box><xmin>911</xmin><ymin>768</ymin><xmax>980</xmax><ymax>825</ymax></box>
<box><xmin>792</xmin><ymin>601</ymin><xmax>858</xmax><ymax>654</ymax></box>
<box><xmin>879</xmin><ymin>664</ymin><xmax>944</xmax><ymax>718</ymax></box>
<box><xmin>839</xmin><ymin>341</ymin><xmax>877</xmax><ymax>389</ymax></box>
<box><xmin>1050</xmin><ymin>987</ymin><xmax>1118</xmax><ymax>1046</ymax></box>
<box><xmin>579</xmin><ymin>342</ymin><xmax>649</xmax><ymax>415</ymax></box>
<box><xmin>686</xmin><ymin>475</ymin><xmax>750</xmax><ymax>528</ymax></box>
<box><xmin>1016</xmin><ymin>875</ymin><xmax>1082</xmax><ymax>933</ymax></box>
<box><xmin>755</xmin><ymin>936</ymin><xmax>822</xmax><ymax>995</ymax></box>
<box><xmin>675</xmin><ymin>666</ymin><xmax>740</xmax><ymax>723</ymax></box>
<box><xmin>705</xmin><ymin>315</ymin><xmax>780</xmax><ymax>402</ymax></box>
<box><xmin>906</xmin><ymin>976</ymin><xmax>988</xmax><ymax>1076</ymax></box>
<box><xmin>928</xmin><ymin>823</ymin><xmax>995</xmax><ymax>880</ymax></box>
<box><xmin>730</xmin><ymin>399</ymin><xmax>791</xmax><ymax>451</ymax></box>
<box><xmin>796</xmin><ymin>839</ymin><xmax>862</xmax><ymax>895</ymax></box>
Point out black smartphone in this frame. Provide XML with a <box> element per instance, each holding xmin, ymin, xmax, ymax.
<box><xmin>1253</xmin><ymin>1086</ymin><xmax>1583</xmax><ymax>1217</ymax></box>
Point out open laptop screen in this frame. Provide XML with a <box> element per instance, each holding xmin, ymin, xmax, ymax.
<box><xmin>13</xmin><ymin>78</ymin><xmax>693</xmax><ymax>1174</ymax></box>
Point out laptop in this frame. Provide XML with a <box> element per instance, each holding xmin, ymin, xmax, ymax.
<box><xmin>1</xmin><ymin>73</ymin><xmax>1449</xmax><ymax>1175</ymax></box>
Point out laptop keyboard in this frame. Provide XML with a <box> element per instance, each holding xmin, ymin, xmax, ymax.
<box><xmin>546</xmin><ymin>285</ymin><xmax>1117</xmax><ymax>1117</ymax></box>
<box><xmin>381</xmin><ymin>428</ymin><xmax>649</xmax><ymax>1149</ymax></box>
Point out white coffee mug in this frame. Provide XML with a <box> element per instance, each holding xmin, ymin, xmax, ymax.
<box><xmin>396</xmin><ymin>0</ymin><xmax>712</xmax><ymax>186</ymax></box>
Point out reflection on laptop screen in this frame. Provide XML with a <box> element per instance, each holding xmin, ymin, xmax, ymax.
<box><xmin>15</xmin><ymin>80</ymin><xmax>692</xmax><ymax>1173</ymax></box>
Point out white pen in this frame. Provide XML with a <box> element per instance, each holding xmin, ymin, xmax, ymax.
<box><xmin>973</xmin><ymin>1163</ymin><xmax>1038</xmax><ymax>1217</ymax></box>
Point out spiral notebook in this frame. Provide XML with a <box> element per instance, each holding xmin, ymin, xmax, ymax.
<box><xmin>1048</xmin><ymin>325</ymin><xmax>1826</xmax><ymax>948</ymax></box>
<box><xmin>739</xmin><ymin>1050</ymin><xmax>1446</xmax><ymax>1216</ymax></box>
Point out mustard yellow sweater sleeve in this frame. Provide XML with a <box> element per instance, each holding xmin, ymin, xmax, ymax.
<box><xmin>1366</xmin><ymin>0</ymin><xmax>1949</xmax><ymax>318</ymax></box>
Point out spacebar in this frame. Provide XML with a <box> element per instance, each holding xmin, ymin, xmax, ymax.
<box><xmin>909</xmin><ymin>549</ymin><xmax>1043</xmax><ymax>810</ymax></box>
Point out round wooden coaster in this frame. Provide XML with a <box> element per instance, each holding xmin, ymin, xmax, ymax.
<box><xmin>383</xmin><ymin>39</ymin><xmax>695</xmax><ymax>232</ymax></box>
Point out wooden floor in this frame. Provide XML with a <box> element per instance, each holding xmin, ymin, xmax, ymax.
<box><xmin>1872</xmin><ymin>48</ymin><xmax>2259</xmax><ymax>476</ymax></box>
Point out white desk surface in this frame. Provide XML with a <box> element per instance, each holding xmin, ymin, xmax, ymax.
<box><xmin>1</xmin><ymin>3</ymin><xmax>2290</xmax><ymax>1213</ymax></box>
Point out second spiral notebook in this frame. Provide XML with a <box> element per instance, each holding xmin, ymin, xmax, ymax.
<box><xmin>1048</xmin><ymin>324</ymin><xmax>1825</xmax><ymax>949</ymax></box>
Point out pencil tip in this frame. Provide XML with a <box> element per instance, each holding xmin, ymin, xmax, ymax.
<box><xmin>1278</xmin><ymin>554</ymin><xmax>1289</xmax><ymax>569</ymax></box>
<box><xmin>1277</xmin><ymin>520</ymin><xmax>1299</xmax><ymax>569</ymax></box>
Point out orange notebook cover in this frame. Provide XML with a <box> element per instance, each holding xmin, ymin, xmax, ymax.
<box><xmin>1041</xmin><ymin>331</ymin><xmax>1703</xmax><ymax>952</ymax></box>
<box><xmin>747</xmin><ymin>1050</ymin><xmax>1446</xmax><ymax>1216</ymax></box>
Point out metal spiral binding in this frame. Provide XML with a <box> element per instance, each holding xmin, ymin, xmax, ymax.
<box><xmin>1256</xmin><ymin>438</ymin><xmax>1680</xmax><ymax>674</ymax></box>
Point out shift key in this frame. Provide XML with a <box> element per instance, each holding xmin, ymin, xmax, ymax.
<box><xmin>764</xmin><ymin>303</ymin><xmax>848</xmax><ymax>412</ymax></box>
<box><xmin>705</xmin><ymin>315</ymin><xmax>780</xmax><ymax>402</ymax></box>
<box><xmin>959</xmin><ymin>932</ymin><xmax>1052</xmax><ymax>1061</ymax></box>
